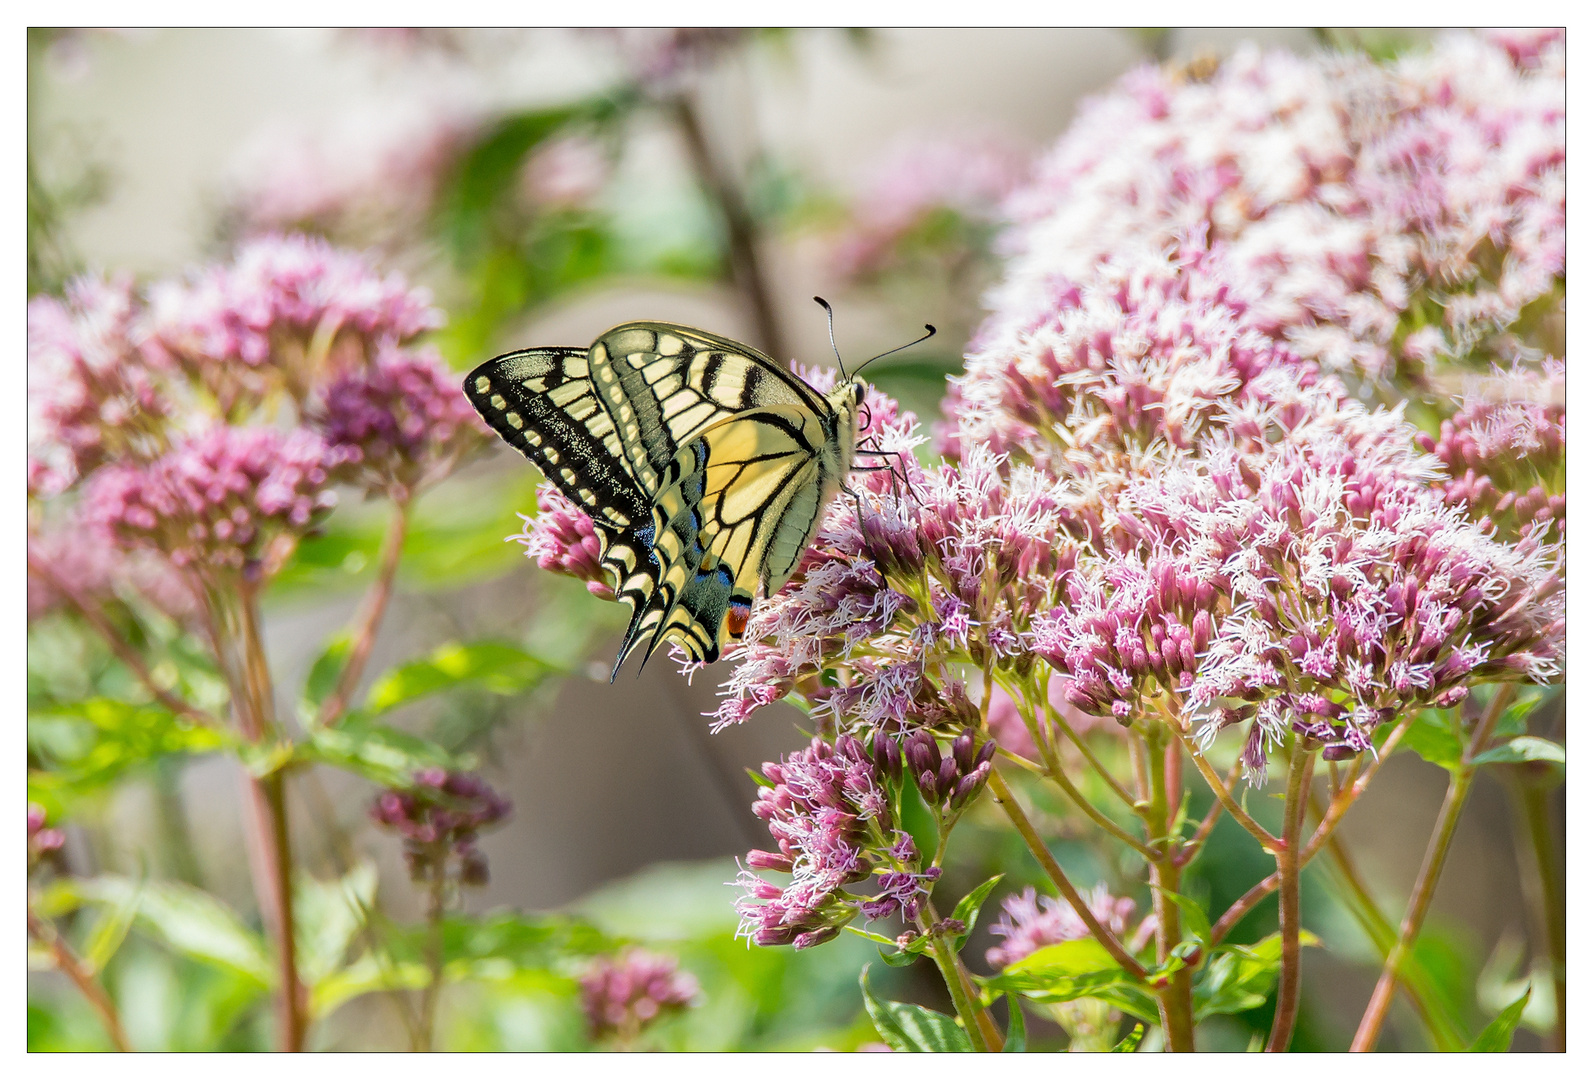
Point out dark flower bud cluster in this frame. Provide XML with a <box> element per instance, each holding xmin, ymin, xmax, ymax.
<box><xmin>370</xmin><ymin>768</ymin><xmax>511</xmax><ymax>887</ymax></box>
<box><xmin>735</xmin><ymin>736</ymin><xmax>939</xmax><ymax>948</ymax></box>
<box><xmin>311</xmin><ymin>345</ymin><xmax>489</xmax><ymax>499</ymax></box>
<box><xmin>900</xmin><ymin>728</ymin><xmax>996</xmax><ymax>813</ymax></box>
<box><xmin>579</xmin><ymin>949</ymin><xmax>700</xmax><ymax>1043</ymax></box>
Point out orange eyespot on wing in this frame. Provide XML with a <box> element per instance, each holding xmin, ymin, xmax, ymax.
<box><xmin>727</xmin><ymin>600</ymin><xmax>751</xmax><ymax>639</ymax></box>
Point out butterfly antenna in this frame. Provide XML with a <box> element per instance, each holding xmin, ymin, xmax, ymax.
<box><xmin>813</xmin><ymin>296</ymin><xmax>848</xmax><ymax>379</ymax></box>
<box><xmin>853</xmin><ymin>324</ymin><xmax>936</xmax><ymax>379</ymax></box>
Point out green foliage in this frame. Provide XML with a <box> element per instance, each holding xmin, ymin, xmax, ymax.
<box><xmin>28</xmin><ymin>699</ymin><xmax>230</xmax><ymax>816</ymax></box>
<box><xmin>364</xmin><ymin>640</ymin><xmax>556</xmax><ymax>715</ymax></box>
<box><xmin>980</xmin><ymin>939</ymin><xmax>1159</xmax><ymax>1025</ymax></box>
<box><xmin>1193</xmin><ymin>931</ymin><xmax>1319</xmax><ymax>1022</ymax></box>
<box><xmin>1468</xmin><ymin>989</ymin><xmax>1531</xmax><ymax>1052</ymax></box>
<box><xmin>860</xmin><ymin>966</ymin><xmax>972</xmax><ymax>1052</ymax></box>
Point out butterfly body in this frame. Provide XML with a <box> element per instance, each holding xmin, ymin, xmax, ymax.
<box><xmin>466</xmin><ymin>322</ymin><xmax>864</xmax><ymax>677</ymax></box>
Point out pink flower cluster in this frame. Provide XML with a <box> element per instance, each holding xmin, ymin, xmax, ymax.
<box><xmin>312</xmin><ymin>345</ymin><xmax>488</xmax><ymax>498</ymax></box>
<box><xmin>1419</xmin><ymin>362</ymin><xmax>1565</xmax><ymax>539</ymax></box>
<box><xmin>508</xmin><ymin>487</ymin><xmax>614</xmax><ymax>599</ymax></box>
<box><xmin>86</xmin><ymin>425</ymin><xmax>346</xmax><ymax>573</ymax></box>
<box><xmin>29</xmin><ymin>235</ymin><xmax>480</xmax><ymax>613</ymax></box>
<box><xmin>985</xmin><ymin>884</ymin><xmax>1150</xmax><ymax>970</ymax></box>
<box><xmin>28</xmin><ymin>275</ymin><xmax>168</xmax><ymax>498</ymax></box>
<box><xmin>28</xmin><ymin>803</ymin><xmax>66</xmax><ymax>870</ymax></box>
<box><xmin>974</xmin><ymin>32</ymin><xmax>1563</xmax><ymax>390</ymax></box>
<box><xmin>579</xmin><ymin>949</ymin><xmax>699</xmax><ymax>1041</ymax></box>
<box><xmin>735</xmin><ymin>735</ymin><xmax>938</xmax><ymax>949</ymax></box>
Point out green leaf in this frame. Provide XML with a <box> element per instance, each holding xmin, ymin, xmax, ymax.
<box><xmin>1001</xmin><ymin>993</ymin><xmax>1027</xmax><ymax>1052</ymax></box>
<box><xmin>299</xmin><ymin>632</ymin><xmax>353</xmax><ymax>722</ymax></box>
<box><xmin>1193</xmin><ymin>930</ymin><xmax>1321</xmax><ymax>1022</ymax></box>
<box><xmin>981</xmin><ymin>939</ymin><xmax>1161</xmax><ymax>1023</ymax></box>
<box><xmin>299</xmin><ymin>719</ymin><xmax>458</xmax><ymax>790</ymax></box>
<box><xmin>295</xmin><ymin>862</ymin><xmax>379</xmax><ymax>993</ymax></box>
<box><xmin>80</xmin><ymin>876</ymin><xmax>142</xmax><ymax>974</ymax></box>
<box><xmin>1468</xmin><ymin>988</ymin><xmax>1531</xmax><ymax>1051</ymax></box>
<box><xmin>1112</xmin><ymin>1023</ymin><xmax>1146</xmax><ymax>1052</ymax></box>
<box><xmin>948</xmin><ymin>874</ymin><xmax>1003</xmax><ymax>952</ymax></box>
<box><xmin>1399</xmin><ymin>708</ymin><xmax>1463</xmax><ymax>771</ymax></box>
<box><xmin>60</xmin><ymin>876</ymin><xmax>272</xmax><ymax>986</ymax></box>
<box><xmin>1472</xmin><ymin>736</ymin><xmax>1564</xmax><ymax>768</ymax></box>
<box><xmin>859</xmin><ymin>966</ymin><xmax>973</xmax><ymax>1052</ymax></box>
<box><xmin>1153</xmin><ymin>886</ymin><xmax>1213</xmax><ymax>949</ymax></box>
<box><xmin>27</xmin><ymin>697</ymin><xmax>230</xmax><ymax>803</ymax></box>
<box><xmin>363</xmin><ymin>640</ymin><xmax>554</xmax><ymax>714</ymax></box>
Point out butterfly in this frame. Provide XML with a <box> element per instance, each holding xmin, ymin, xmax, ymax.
<box><xmin>464</xmin><ymin>302</ymin><xmax>931</xmax><ymax>679</ymax></box>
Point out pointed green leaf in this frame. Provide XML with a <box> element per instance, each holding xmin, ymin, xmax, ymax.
<box><xmin>81</xmin><ymin>877</ymin><xmax>142</xmax><ymax>974</ymax></box>
<box><xmin>299</xmin><ymin>718</ymin><xmax>458</xmax><ymax>789</ymax></box>
<box><xmin>1399</xmin><ymin>708</ymin><xmax>1463</xmax><ymax>771</ymax></box>
<box><xmin>860</xmin><ymin>965</ymin><xmax>973</xmax><ymax>1052</ymax></box>
<box><xmin>1468</xmin><ymin>988</ymin><xmax>1531</xmax><ymax>1051</ymax></box>
<box><xmin>1472</xmin><ymin>736</ymin><xmax>1564</xmax><ymax>768</ymax></box>
<box><xmin>1001</xmin><ymin>993</ymin><xmax>1027</xmax><ymax>1052</ymax></box>
<box><xmin>299</xmin><ymin>632</ymin><xmax>353</xmax><ymax>722</ymax></box>
<box><xmin>949</xmin><ymin>874</ymin><xmax>1003</xmax><ymax>951</ymax></box>
<box><xmin>363</xmin><ymin>640</ymin><xmax>554</xmax><ymax>714</ymax></box>
<box><xmin>1153</xmin><ymin>886</ymin><xmax>1213</xmax><ymax>949</ymax></box>
<box><xmin>1112</xmin><ymin>1023</ymin><xmax>1146</xmax><ymax>1052</ymax></box>
<box><xmin>296</xmin><ymin>862</ymin><xmax>379</xmax><ymax>992</ymax></box>
<box><xmin>61</xmin><ymin>876</ymin><xmax>271</xmax><ymax>986</ymax></box>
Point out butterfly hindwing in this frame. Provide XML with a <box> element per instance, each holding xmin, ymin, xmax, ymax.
<box><xmin>621</xmin><ymin>406</ymin><xmax>842</xmax><ymax>668</ymax></box>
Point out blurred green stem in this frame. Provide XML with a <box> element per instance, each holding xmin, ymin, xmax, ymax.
<box><xmin>28</xmin><ymin>908</ymin><xmax>131</xmax><ymax>1051</ymax></box>
<box><xmin>416</xmin><ymin>845</ymin><xmax>450</xmax><ymax>1052</ymax></box>
<box><xmin>1265</xmin><ymin>739</ymin><xmax>1314</xmax><ymax>1053</ymax></box>
<box><xmin>667</xmin><ymin>91</ymin><xmax>786</xmax><ymax>362</ymax></box>
<box><xmin>1504</xmin><ymin>766</ymin><xmax>1566</xmax><ymax>1051</ymax></box>
<box><xmin>1351</xmin><ymin>687</ymin><xmax>1515</xmax><ymax>1051</ymax></box>
<box><xmin>229</xmin><ymin>581</ymin><xmax>306</xmax><ymax>1051</ymax></box>
<box><xmin>319</xmin><ymin>497</ymin><xmax>409</xmax><ymax>726</ymax></box>
<box><xmin>1313</xmin><ymin>790</ymin><xmax>1465</xmax><ymax>1050</ymax></box>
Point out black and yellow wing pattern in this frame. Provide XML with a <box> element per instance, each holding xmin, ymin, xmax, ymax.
<box><xmin>465</xmin><ymin>322</ymin><xmax>863</xmax><ymax>677</ymax></box>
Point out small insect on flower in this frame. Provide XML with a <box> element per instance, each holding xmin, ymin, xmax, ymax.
<box><xmin>466</xmin><ymin>300</ymin><xmax>933</xmax><ymax>679</ymax></box>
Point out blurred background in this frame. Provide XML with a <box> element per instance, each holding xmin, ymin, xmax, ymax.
<box><xmin>28</xmin><ymin>27</ymin><xmax>1558</xmax><ymax>1051</ymax></box>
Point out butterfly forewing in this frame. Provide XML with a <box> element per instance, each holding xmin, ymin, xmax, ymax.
<box><xmin>466</xmin><ymin>322</ymin><xmax>859</xmax><ymax>678</ymax></box>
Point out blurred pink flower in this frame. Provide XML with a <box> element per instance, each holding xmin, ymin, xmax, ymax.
<box><xmin>986</xmin><ymin>884</ymin><xmax>1150</xmax><ymax>970</ymax></box>
<box><xmin>579</xmin><ymin>949</ymin><xmax>699</xmax><ymax>1041</ymax></box>
<box><xmin>832</xmin><ymin>131</ymin><xmax>1029</xmax><ymax>282</ymax></box>
<box><xmin>86</xmin><ymin>425</ymin><xmax>347</xmax><ymax>574</ymax></box>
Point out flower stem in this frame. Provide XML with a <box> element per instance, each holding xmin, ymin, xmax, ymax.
<box><xmin>1041</xmin><ymin>697</ymin><xmax>1137</xmax><ymax>809</ymax></box>
<box><xmin>1350</xmin><ymin>687</ymin><xmax>1515</xmax><ymax>1051</ymax></box>
<box><xmin>667</xmin><ymin>91</ymin><xmax>786</xmax><ymax>362</ymax></box>
<box><xmin>1178</xmin><ymin>730</ymin><xmax>1279</xmax><ymax>851</ymax></box>
<box><xmin>1313</xmin><ymin>791</ymin><xmax>1465</xmax><ymax>1050</ymax></box>
<box><xmin>1504</xmin><ymin>765</ymin><xmax>1566</xmax><ymax>1051</ymax></box>
<box><xmin>1016</xmin><ymin>699</ymin><xmax>1154</xmax><ymax>858</ymax></box>
<box><xmin>416</xmin><ymin>846</ymin><xmax>449</xmax><ymax>1052</ymax></box>
<box><xmin>319</xmin><ymin>498</ymin><xmax>409</xmax><ymax>726</ymax></box>
<box><xmin>1265</xmin><ymin>738</ymin><xmax>1314</xmax><ymax>1052</ymax></box>
<box><xmin>918</xmin><ymin>903</ymin><xmax>1001</xmax><ymax>1051</ymax></box>
<box><xmin>27</xmin><ymin>909</ymin><xmax>132</xmax><ymax>1051</ymax></box>
<box><xmin>1174</xmin><ymin>757</ymin><xmax>1243</xmax><ymax>868</ymax></box>
<box><xmin>233</xmin><ymin>580</ymin><xmax>305</xmax><ymax>1051</ymax></box>
<box><xmin>1143</xmin><ymin>727</ymin><xmax>1196</xmax><ymax>1052</ymax></box>
<box><xmin>986</xmin><ymin>768</ymin><xmax>1148</xmax><ymax>980</ymax></box>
